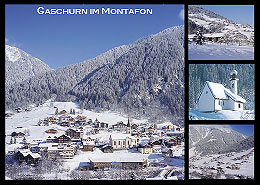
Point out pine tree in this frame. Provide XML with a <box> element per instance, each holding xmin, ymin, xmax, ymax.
<box><xmin>55</xmin><ymin>108</ymin><xmax>59</xmax><ymax>115</ymax></box>
<box><xmin>9</xmin><ymin>137</ymin><xmax>13</xmax><ymax>144</ymax></box>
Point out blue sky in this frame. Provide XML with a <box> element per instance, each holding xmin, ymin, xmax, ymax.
<box><xmin>230</xmin><ymin>124</ymin><xmax>254</xmax><ymax>136</ymax></box>
<box><xmin>199</xmin><ymin>5</ymin><xmax>254</xmax><ymax>25</ymax></box>
<box><xmin>5</xmin><ymin>4</ymin><xmax>184</xmax><ymax>69</ymax></box>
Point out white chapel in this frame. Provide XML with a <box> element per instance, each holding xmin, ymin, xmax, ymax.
<box><xmin>198</xmin><ymin>70</ymin><xmax>246</xmax><ymax>112</ymax></box>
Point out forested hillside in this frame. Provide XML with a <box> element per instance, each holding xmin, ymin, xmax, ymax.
<box><xmin>5</xmin><ymin>25</ymin><xmax>184</xmax><ymax>124</ymax></box>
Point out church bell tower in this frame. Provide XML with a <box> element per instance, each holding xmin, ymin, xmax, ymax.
<box><xmin>229</xmin><ymin>70</ymin><xmax>239</xmax><ymax>95</ymax></box>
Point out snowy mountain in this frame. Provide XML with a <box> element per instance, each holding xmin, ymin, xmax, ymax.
<box><xmin>189</xmin><ymin>126</ymin><xmax>248</xmax><ymax>155</ymax></box>
<box><xmin>222</xmin><ymin>135</ymin><xmax>254</xmax><ymax>153</ymax></box>
<box><xmin>188</xmin><ymin>5</ymin><xmax>254</xmax><ymax>44</ymax></box>
<box><xmin>5</xmin><ymin>26</ymin><xmax>184</xmax><ymax>123</ymax></box>
<box><xmin>5</xmin><ymin>45</ymin><xmax>52</xmax><ymax>88</ymax></box>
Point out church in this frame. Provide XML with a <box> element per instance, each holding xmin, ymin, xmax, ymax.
<box><xmin>198</xmin><ymin>70</ymin><xmax>246</xmax><ymax>112</ymax></box>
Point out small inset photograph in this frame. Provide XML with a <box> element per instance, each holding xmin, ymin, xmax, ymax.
<box><xmin>188</xmin><ymin>5</ymin><xmax>254</xmax><ymax>60</ymax></box>
<box><xmin>189</xmin><ymin>64</ymin><xmax>255</xmax><ymax>120</ymax></box>
<box><xmin>189</xmin><ymin>124</ymin><xmax>254</xmax><ymax>179</ymax></box>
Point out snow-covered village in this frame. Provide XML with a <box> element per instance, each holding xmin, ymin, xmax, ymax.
<box><xmin>188</xmin><ymin>5</ymin><xmax>254</xmax><ymax>60</ymax></box>
<box><xmin>189</xmin><ymin>125</ymin><xmax>254</xmax><ymax>179</ymax></box>
<box><xmin>5</xmin><ymin>101</ymin><xmax>185</xmax><ymax>180</ymax></box>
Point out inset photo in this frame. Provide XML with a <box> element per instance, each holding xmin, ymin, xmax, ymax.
<box><xmin>188</xmin><ymin>5</ymin><xmax>254</xmax><ymax>60</ymax></box>
<box><xmin>189</xmin><ymin>64</ymin><xmax>255</xmax><ymax>120</ymax></box>
<box><xmin>189</xmin><ymin>124</ymin><xmax>254</xmax><ymax>179</ymax></box>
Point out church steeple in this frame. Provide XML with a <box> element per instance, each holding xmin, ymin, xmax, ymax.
<box><xmin>126</xmin><ymin>117</ymin><xmax>131</xmax><ymax>134</ymax></box>
<box><xmin>229</xmin><ymin>69</ymin><xmax>239</xmax><ymax>95</ymax></box>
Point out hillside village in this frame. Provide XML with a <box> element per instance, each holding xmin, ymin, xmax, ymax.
<box><xmin>5</xmin><ymin>101</ymin><xmax>184</xmax><ymax>180</ymax></box>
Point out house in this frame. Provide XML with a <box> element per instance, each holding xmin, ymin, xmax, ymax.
<box><xmin>25</xmin><ymin>153</ymin><xmax>41</xmax><ymax>164</ymax></box>
<box><xmin>65</xmin><ymin>128</ymin><xmax>82</xmax><ymax>139</ymax></box>
<box><xmin>47</xmin><ymin>144</ymin><xmax>76</xmax><ymax>159</ymax></box>
<box><xmin>111</xmin><ymin>121</ymin><xmax>127</xmax><ymax>131</ymax></box>
<box><xmin>56</xmin><ymin>134</ymin><xmax>71</xmax><ymax>143</ymax></box>
<box><xmin>102</xmin><ymin>145</ymin><xmax>113</xmax><ymax>153</ymax></box>
<box><xmin>131</xmin><ymin>123</ymin><xmax>138</xmax><ymax>130</ymax></box>
<box><xmin>45</xmin><ymin>129</ymin><xmax>58</xmax><ymax>134</ymax></box>
<box><xmin>46</xmin><ymin>135</ymin><xmax>57</xmax><ymax>143</ymax></box>
<box><xmin>162</xmin><ymin>148</ymin><xmax>173</xmax><ymax>158</ymax></box>
<box><xmin>11</xmin><ymin>131</ymin><xmax>25</xmax><ymax>138</ymax></box>
<box><xmin>30</xmin><ymin>143</ymin><xmax>40</xmax><ymax>153</ymax></box>
<box><xmin>198</xmin><ymin>70</ymin><xmax>246</xmax><ymax>112</ymax></box>
<box><xmin>15</xmin><ymin>150</ymin><xmax>41</xmax><ymax>164</ymax></box>
<box><xmin>137</xmin><ymin>143</ymin><xmax>153</xmax><ymax>154</ymax></box>
<box><xmin>60</xmin><ymin>110</ymin><xmax>67</xmax><ymax>114</ymax></box>
<box><xmin>82</xmin><ymin>141</ymin><xmax>95</xmax><ymax>152</ymax></box>
<box><xmin>78</xmin><ymin>162</ymin><xmax>92</xmax><ymax>171</ymax></box>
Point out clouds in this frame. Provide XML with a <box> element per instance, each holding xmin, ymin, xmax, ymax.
<box><xmin>179</xmin><ymin>8</ymin><xmax>184</xmax><ymax>21</ymax></box>
<box><xmin>5</xmin><ymin>37</ymin><xmax>9</xmax><ymax>44</ymax></box>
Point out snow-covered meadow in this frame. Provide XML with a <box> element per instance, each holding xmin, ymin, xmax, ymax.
<box><xmin>188</xmin><ymin>42</ymin><xmax>254</xmax><ymax>60</ymax></box>
<box><xmin>189</xmin><ymin>109</ymin><xmax>254</xmax><ymax>120</ymax></box>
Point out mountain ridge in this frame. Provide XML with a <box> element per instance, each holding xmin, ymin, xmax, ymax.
<box><xmin>5</xmin><ymin>25</ymin><xmax>184</xmax><ymax>124</ymax></box>
<box><xmin>5</xmin><ymin>45</ymin><xmax>52</xmax><ymax>88</ymax></box>
<box><xmin>189</xmin><ymin>126</ymin><xmax>251</xmax><ymax>155</ymax></box>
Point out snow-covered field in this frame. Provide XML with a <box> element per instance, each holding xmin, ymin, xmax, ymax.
<box><xmin>188</xmin><ymin>42</ymin><xmax>254</xmax><ymax>60</ymax></box>
<box><xmin>189</xmin><ymin>109</ymin><xmax>254</xmax><ymax>120</ymax></box>
<box><xmin>189</xmin><ymin>147</ymin><xmax>254</xmax><ymax>179</ymax></box>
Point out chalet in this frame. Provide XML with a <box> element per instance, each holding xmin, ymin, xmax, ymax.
<box><xmin>95</xmin><ymin>122</ymin><xmax>109</xmax><ymax>129</ymax></box>
<box><xmin>137</xmin><ymin>143</ymin><xmax>153</xmax><ymax>154</ymax></box>
<box><xmin>25</xmin><ymin>153</ymin><xmax>41</xmax><ymax>164</ymax></box>
<box><xmin>111</xmin><ymin>121</ymin><xmax>127</xmax><ymax>131</ymax></box>
<box><xmin>164</xmin><ymin>137</ymin><xmax>182</xmax><ymax>147</ymax></box>
<box><xmin>82</xmin><ymin>136</ymin><xmax>95</xmax><ymax>142</ymax></box>
<box><xmin>162</xmin><ymin>148</ymin><xmax>173</xmax><ymax>158</ymax></box>
<box><xmin>11</xmin><ymin>131</ymin><xmax>25</xmax><ymax>138</ymax></box>
<box><xmin>15</xmin><ymin>150</ymin><xmax>41</xmax><ymax>164</ymax></box>
<box><xmin>101</xmin><ymin>145</ymin><xmax>113</xmax><ymax>153</ymax></box>
<box><xmin>60</xmin><ymin>144</ymin><xmax>76</xmax><ymax>159</ymax></box>
<box><xmin>157</xmin><ymin>123</ymin><xmax>173</xmax><ymax>131</ymax></box>
<box><xmin>82</xmin><ymin>141</ymin><xmax>95</xmax><ymax>152</ymax></box>
<box><xmin>131</xmin><ymin>123</ymin><xmax>138</xmax><ymax>130</ymax></box>
<box><xmin>45</xmin><ymin>129</ymin><xmax>58</xmax><ymax>134</ymax></box>
<box><xmin>59</xmin><ymin>121</ymin><xmax>70</xmax><ymax>127</ymax></box>
<box><xmin>47</xmin><ymin>145</ymin><xmax>63</xmax><ymax>159</ymax></box>
<box><xmin>78</xmin><ymin>162</ymin><xmax>92</xmax><ymax>171</ymax></box>
<box><xmin>30</xmin><ymin>143</ymin><xmax>40</xmax><ymax>153</ymax></box>
<box><xmin>56</xmin><ymin>134</ymin><xmax>71</xmax><ymax>143</ymax></box>
<box><xmin>46</xmin><ymin>135</ymin><xmax>57</xmax><ymax>143</ymax></box>
<box><xmin>188</xmin><ymin>33</ymin><xmax>225</xmax><ymax>43</ymax></box>
<box><xmin>60</xmin><ymin>110</ymin><xmax>67</xmax><ymax>114</ymax></box>
<box><xmin>65</xmin><ymin>128</ymin><xmax>82</xmax><ymax>139</ymax></box>
<box><xmin>71</xmin><ymin>138</ymin><xmax>82</xmax><ymax>145</ymax></box>
<box><xmin>165</xmin><ymin>131</ymin><xmax>184</xmax><ymax>138</ymax></box>
<box><xmin>47</xmin><ymin>144</ymin><xmax>76</xmax><ymax>159</ymax></box>
<box><xmin>198</xmin><ymin>70</ymin><xmax>246</xmax><ymax>112</ymax></box>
